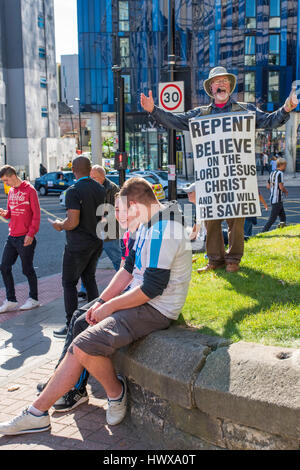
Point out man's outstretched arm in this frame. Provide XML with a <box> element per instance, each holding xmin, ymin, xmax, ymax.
<box><xmin>141</xmin><ymin>90</ymin><xmax>201</xmax><ymax>131</ymax></box>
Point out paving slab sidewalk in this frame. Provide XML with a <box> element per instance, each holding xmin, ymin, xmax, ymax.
<box><xmin>0</xmin><ymin>268</ymin><xmax>156</xmax><ymax>451</ymax></box>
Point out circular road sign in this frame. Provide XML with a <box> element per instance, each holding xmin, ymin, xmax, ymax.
<box><xmin>159</xmin><ymin>81</ymin><xmax>184</xmax><ymax>113</ymax></box>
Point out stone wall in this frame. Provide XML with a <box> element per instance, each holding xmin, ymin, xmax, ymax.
<box><xmin>113</xmin><ymin>326</ymin><xmax>300</xmax><ymax>450</ymax></box>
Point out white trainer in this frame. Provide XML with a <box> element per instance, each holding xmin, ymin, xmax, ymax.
<box><xmin>0</xmin><ymin>407</ymin><xmax>51</xmax><ymax>435</ymax></box>
<box><xmin>106</xmin><ymin>375</ymin><xmax>127</xmax><ymax>426</ymax></box>
<box><xmin>20</xmin><ymin>298</ymin><xmax>40</xmax><ymax>311</ymax></box>
<box><xmin>0</xmin><ymin>300</ymin><xmax>18</xmax><ymax>314</ymax></box>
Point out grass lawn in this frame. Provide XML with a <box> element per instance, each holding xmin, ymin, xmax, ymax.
<box><xmin>179</xmin><ymin>224</ymin><xmax>300</xmax><ymax>348</ymax></box>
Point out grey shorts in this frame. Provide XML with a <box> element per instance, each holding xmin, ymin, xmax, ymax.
<box><xmin>71</xmin><ymin>303</ymin><xmax>171</xmax><ymax>357</ymax></box>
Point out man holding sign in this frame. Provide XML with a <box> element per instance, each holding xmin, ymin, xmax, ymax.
<box><xmin>141</xmin><ymin>66</ymin><xmax>298</xmax><ymax>272</ymax></box>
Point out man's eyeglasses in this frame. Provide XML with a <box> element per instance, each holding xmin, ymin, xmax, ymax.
<box><xmin>212</xmin><ymin>78</ymin><xmax>230</xmax><ymax>86</ymax></box>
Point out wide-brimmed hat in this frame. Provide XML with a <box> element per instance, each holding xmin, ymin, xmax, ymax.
<box><xmin>203</xmin><ymin>67</ymin><xmax>237</xmax><ymax>98</ymax></box>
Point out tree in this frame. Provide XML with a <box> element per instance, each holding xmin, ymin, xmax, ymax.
<box><xmin>102</xmin><ymin>137</ymin><xmax>114</xmax><ymax>159</ymax></box>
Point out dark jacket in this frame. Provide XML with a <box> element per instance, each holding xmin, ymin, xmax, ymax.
<box><xmin>151</xmin><ymin>96</ymin><xmax>290</xmax><ymax>131</ymax></box>
<box><xmin>103</xmin><ymin>177</ymin><xmax>119</xmax><ymax>206</ymax></box>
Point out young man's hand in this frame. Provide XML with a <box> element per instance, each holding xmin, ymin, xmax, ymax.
<box><xmin>85</xmin><ymin>301</ymin><xmax>113</xmax><ymax>325</ymax></box>
<box><xmin>0</xmin><ymin>208</ymin><xmax>7</xmax><ymax>217</ymax></box>
<box><xmin>24</xmin><ymin>235</ymin><xmax>33</xmax><ymax>247</ymax></box>
<box><xmin>52</xmin><ymin>220</ymin><xmax>64</xmax><ymax>231</ymax></box>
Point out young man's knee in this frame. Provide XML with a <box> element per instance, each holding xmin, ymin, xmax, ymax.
<box><xmin>62</xmin><ymin>278</ymin><xmax>78</xmax><ymax>289</ymax></box>
<box><xmin>0</xmin><ymin>264</ymin><xmax>11</xmax><ymax>275</ymax></box>
<box><xmin>22</xmin><ymin>266</ymin><xmax>35</xmax><ymax>277</ymax></box>
<box><xmin>72</xmin><ymin>344</ymin><xmax>86</xmax><ymax>360</ymax></box>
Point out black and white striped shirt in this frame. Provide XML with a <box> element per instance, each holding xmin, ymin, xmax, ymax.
<box><xmin>268</xmin><ymin>170</ymin><xmax>284</xmax><ymax>204</ymax></box>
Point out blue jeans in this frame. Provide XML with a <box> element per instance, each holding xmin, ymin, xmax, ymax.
<box><xmin>103</xmin><ymin>239</ymin><xmax>121</xmax><ymax>271</ymax></box>
<box><xmin>244</xmin><ymin>219</ymin><xmax>253</xmax><ymax>238</ymax></box>
<box><xmin>79</xmin><ymin>239</ymin><xmax>121</xmax><ymax>294</ymax></box>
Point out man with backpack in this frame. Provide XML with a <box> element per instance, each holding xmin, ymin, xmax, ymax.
<box><xmin>141</xmin><ymin>66</ymin><xmax>298</xmax><ymax>273</ymax></box>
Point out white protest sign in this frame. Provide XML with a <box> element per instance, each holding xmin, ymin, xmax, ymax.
<box><xmin>189</xmin><ymin>111</ymin><xmax>261</xmax><ymax>221</ymax></box>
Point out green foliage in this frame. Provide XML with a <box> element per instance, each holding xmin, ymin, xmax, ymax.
<box><xmin>181</xmin><ymin>225</ymin><xmax>300</xmax><ymax>348</ymax></box>
<box><xmin>102</xmin><ymin>137</ymin><xmax>114</xmax><ymax>159</ymax></box>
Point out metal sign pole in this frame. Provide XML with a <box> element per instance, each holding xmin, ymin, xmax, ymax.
<box><xmin>167</xmin><ymin>0</ymin><xmax>177</xmax><ymax>201</ymax></box>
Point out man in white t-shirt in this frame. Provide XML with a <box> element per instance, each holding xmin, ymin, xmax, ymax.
<box><xmin>261</xmin><ymin>152</ymin><xmax>269</xmax><ymax>175</ymax></box>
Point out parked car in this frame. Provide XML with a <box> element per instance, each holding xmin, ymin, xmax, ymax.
<box><xmin>34</xmin><ymin>171</ymin><xmax>75</xmax><ymax>196</ymax></box>
<box><xmin>134</xmin><ymin>170</ymin><xmax>189</xmax><ymax>198</ymax></box>
<box><xmin>138</xmin><ymin>174</ymin><xmax>165</xmax><ymax>200</ymax></box>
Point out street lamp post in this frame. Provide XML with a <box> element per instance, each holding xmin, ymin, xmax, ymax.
<box><xmin>68</xmin><ymin>105</ymin><xmax>75</xmax><ymax>137</ymax></box>
<box><xmin>74</xmin><ymin>97</ymin><xmax>82</xmax><ymax>152</ymax></box>
<box><xmin>112</xmin><ymin>65</ymin><xmax>126</xmax><ymax>187</ymax></box>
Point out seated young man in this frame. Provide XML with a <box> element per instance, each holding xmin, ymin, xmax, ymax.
<box><xmin>0</xmin><ymin>177</ymin><xmax>192</xmax><ymax>436</ymax></box>
<box><xmin>35</xmin><ymin>192</ymin><xmax>141</xmax><ymax>413</ymax></box>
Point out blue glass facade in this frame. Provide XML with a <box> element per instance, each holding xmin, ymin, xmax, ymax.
<box><xmin>77</xmin><ymin>0</ymin><xmax>300</xmax><ymax>168</ymax></box>
<box><xmin>78</xmin><ymin>0</ymin><xmax>299</xmax><ymax>110</ymax></box>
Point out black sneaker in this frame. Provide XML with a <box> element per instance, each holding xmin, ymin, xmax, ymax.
<box><xmin>78</xmin><ymin>291</ymin><xmax>87</xmax><ymax>299</ymax></box>
<box><xmin>36</xmin><ymin>378</ymin><xmax>50</xmax><ymax>395</ymax></box>
<box><xmin>278</xmin><ymin>222</ymin><xmax>286</xmax><ymax>229</ymax></box>
<box><xmin>53</xmin><ymin>326</ymin><xmax>68</xmax><ymax>339</ymax></box>
<box><xmin>52</xmin><ymin>388</ymin><xmax>88</xmax><ymax>413</ymax></box>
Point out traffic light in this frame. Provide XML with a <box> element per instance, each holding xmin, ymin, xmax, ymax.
<box><xmin>114</xmin><ymin>151</ymin><xmax>128</xmax><ymax>170</ymax></box>
<box><xmin>176</xmin><ymin>135</ymin><xmax>182</xmax><ymax>151</ymax></box>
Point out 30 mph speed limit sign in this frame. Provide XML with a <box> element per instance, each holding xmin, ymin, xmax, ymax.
<box><xmin>159</xmin><ymin>81</ymin><xmax>185</xmax><ymax>113</ymax></box>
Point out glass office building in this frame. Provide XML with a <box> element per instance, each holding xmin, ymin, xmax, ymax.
<box><xmin>77</xmin><ymin>0</ymin><xmax>300</xmax><ymax>171</ymax></box>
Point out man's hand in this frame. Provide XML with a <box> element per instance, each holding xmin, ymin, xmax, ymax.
<box><xmin>189</xmin><ymin>232</ymin><xmax>197</xmax><ymax>241</ymax></box>
<box><xmin>85</xmin><ymin>301</ymin><xmax>113</xmax><ymax>326</ymax></box>
<box><xmin>140</xmin><ymin>91</ymin><xmax>155</xmax><ymax>113</ymax></box>
<box><xmin>0</xmin><ymin>208</ymin><xmax>7</xmax><ymax>217</ymax></box>
<box><xmin>284</xmin><ymin>87</ymin><xmax>298</xmax><ymax>112</ymax></box>
<box><xmin>24</xmin><ymin>235</ymin><xmax>33</xmax><ymax>247</ymax></box>
<box><xmin>51</xmin><ymin>220</ymin><xmax>64</xmax><ymax>232</ymax></box>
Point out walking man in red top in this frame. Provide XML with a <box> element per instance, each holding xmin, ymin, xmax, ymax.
<box><xmin>0</xmin><ymin>165</ymin><xmax>41</xmax><ymax>313</ymax></box>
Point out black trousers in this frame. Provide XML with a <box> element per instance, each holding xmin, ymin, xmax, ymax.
<box><xmin>262</xmin><ymin>202</ymin><xmax>286</xmax><ymax>232</ymax></box>
<box><xmin>0</xmin><ymin>236</ymin><xmax>38</xmax><ymax>302</ymax></box>
<box><xmin>62</xmin><ymin>243</ymin><xmax>102</xmax><ymax>326</ymax></box>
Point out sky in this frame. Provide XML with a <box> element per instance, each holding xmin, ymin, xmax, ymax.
<box><xmin>53</xmin><ymin>0</ymin><xmax>78</xmax><ymax>62</ymax></box>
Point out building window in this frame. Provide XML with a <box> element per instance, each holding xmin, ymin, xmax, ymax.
<box><xmin>269</xmin><ymin>34</ymin><xmax>280</xmax><ymax>65</ymax></box>
<box><xmin>40</xmin><ymin>77</ymin><xmax>47</xmax><ymax>88</ymax></box>
<box><xmin>268</xmin><ymin>71</ymin><xmax>279</xmax><ymax>102</ymax></box>
<box><xmin>122</xmin><ymin>75</ymin><xmax>131</xmax><ymax>104</ymax></box>
<box><xmin>245</xmin><ymin>0</ymin><xmax>256</xmax><ymax>29</ymax></box>
<box><xmin>39</xmin><ymin>47</ymin><xmax>46</xmax><ymax>59</ymax></box>
<box><xmin>269</xmin><ymin>0</ymin><xmax>281</xmax><ymax>28</ymax></box>
<box><xmin>119</xmin><ymin>37</ymin><xmax>130</xmax><ymax>68</ymax></box>
<box><xmin>41</xmin><ymin>106</ymin><xmax>48</xmax><ymax>117</ymax></box>
<box><xmin>244</xmin><ymin>35</ymin><xmax>256</xmax><ymax>65</ymax></box>
<box><xmin>38</xmin><ymin>14</ymin><xmax>45</xmax><ymax>28</ymax></box>
<box><xmin>119</xmin><ymin>1</ymin><xmax>129</xmax><ymax>31</ymax></box>
<box><xmin>244</xmin><ymin>72</ymin><xmax>255</xmax><ymax>102</ymax></box>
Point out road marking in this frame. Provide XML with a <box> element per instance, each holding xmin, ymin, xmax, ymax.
<box><xmin>284</xmin><ymin>209</ymin><xmax>300</xmax><ymax>214</ymax></box>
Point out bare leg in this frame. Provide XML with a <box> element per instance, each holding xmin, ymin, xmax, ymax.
<box><xmin>32</xmin><ymin>351</ymin><xmax>84</xmax><ymax>412</ymax></box>
<box><xmin>73</xmin><ymin>345</ymin><xmax>122</xmax><ymax>399</ymax></box>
